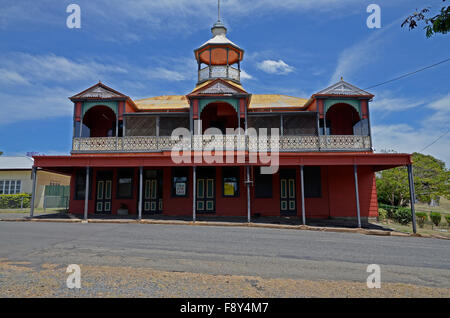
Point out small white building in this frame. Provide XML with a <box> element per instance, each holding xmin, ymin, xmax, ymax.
<box><xmin>0</xmin><ymin>156</ymin><xmax>70</xmax><ymax>208</ymax></box>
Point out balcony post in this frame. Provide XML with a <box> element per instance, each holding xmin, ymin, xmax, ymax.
<box><xmin>316</xmin><ymin>112</ymin><xmax>321</xmax><ymax>151</ymax></box>
<box><xmin>300</xmin><ymin>165</ymin><xmax>306</xmax><ymax>225</ymax></box>
<box><xmin>29</xmin><ymin>166</ymin><xmax>37</xmax><ymax>218</ymax></box>
<box><xmin>407</xmin><ymin>164</ymin><xmax>417</xmax><ymax>234</ymax></box>
<box><xmin>353</xmin><ymin>164</ymin><xmax>361</xmax><ymax>228</ymax></box>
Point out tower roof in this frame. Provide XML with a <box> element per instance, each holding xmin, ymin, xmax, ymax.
<box><xmin>194</xmin><ymin>18</ymin><xmax>244</xmax><ymax>65</ymax></box>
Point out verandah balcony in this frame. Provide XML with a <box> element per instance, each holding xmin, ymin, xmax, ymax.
<box><xmin>71</xmin><ymin>135</ymin><xmax>372</xmax><ymax>153</ymax></box>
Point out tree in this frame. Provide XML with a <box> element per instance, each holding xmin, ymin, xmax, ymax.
<box><xmin>0</xmin><ymin>151</ymin><xmax>3</xmax><ymax>156</ymax></box>
<box><xmin>376</xmin><ymin>153</ymin><xmax>450</xmax><ymax>206</ymax></box>
<box><xmin>402</xmin><ymin>0</ymin><xmax>450</xmax><ymax>37</ymax></box>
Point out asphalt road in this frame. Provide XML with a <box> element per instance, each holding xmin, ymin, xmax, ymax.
<box><xmin>0</xmin><ymin>222</ymin><xmax>449</xmax><ymax>289</ymax></box>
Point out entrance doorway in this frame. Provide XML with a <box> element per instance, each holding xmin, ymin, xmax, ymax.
<box><xmin>196</xmin><ymin>167</ymin><xmax>215</xmax><ymax>213</ymax></box>
<box><xmin>142</xmin><ymin>170</ymin><xmax>163</xmax><ymax>214</ymax></box>
<box><xmin>280</xmin><ymin>169</ymin><xmax>296</xmax><ymax>216</ymax></box>
<box><xmin>95</xmin><ymin>170</ymin><xmax>113</xmax><ymax>214</ymax></box>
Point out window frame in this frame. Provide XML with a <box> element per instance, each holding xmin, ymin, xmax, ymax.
<box><xmin>222</xmin><ymin>167</ymin><xmax>240</xmax><ymax>198</ymax></box>
<box><xmin>254</xmin><ymin>168</ymin><xmax>273</xmax><ymax>199</ymax></box>
<box><xmin>304</xmin><ymin>166</ymin><xmax>322</xmax><ymax>198</ymax></box>
<box><xmin>171</xmin><ymin>167</ymin><xmax>189</xmax><ymax>198</ymax></box>
<box><xmin>116</xmin><ymin>168</ymin><xmax>134</xmax><ymax>199</ymax></box>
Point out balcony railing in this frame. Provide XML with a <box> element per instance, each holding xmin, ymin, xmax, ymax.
<box><xmin>72</xmin><ymin>135</ymin><xmax>372</xmax><ymax>153</ymax></box>
<box><xmin>198</xmin><ymin>65</ymin><xmax>240</xmax><ymax>82</ymax></box>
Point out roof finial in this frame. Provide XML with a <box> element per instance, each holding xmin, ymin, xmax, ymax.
<box><xmin>340</xmin><ymin>76</ymin><xmax>344</xmax><ymax>81</ymax></box>
<box><xmin>218</xmin><ymin>0</ymin><xmax>221</xmax><ymax>22</ymax></box>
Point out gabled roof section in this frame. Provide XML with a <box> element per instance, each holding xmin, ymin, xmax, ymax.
<box><xmin>0</xmin><ymin>156</ymin><xmax>34</xmax><ymax>170</ymax></box>
<box><xmin>70</xmin><ymin>82</ymin><xmax>128</xmax><ymax>101</ymax></box>
<box><xmin>315</xmin><ymin>79</ymin><xmax>373</xmax><ymax>98</ymax></box>
<box><xmin>189</xmin><ymin>78</ymin><xmax>248</xmax><ymax>96</ymax></box>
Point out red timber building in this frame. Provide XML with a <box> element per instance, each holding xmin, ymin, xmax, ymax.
<box><xmin>32</xmin><ymin>19</ymin><xmax>416</xmax><ymax>227</ymax></box>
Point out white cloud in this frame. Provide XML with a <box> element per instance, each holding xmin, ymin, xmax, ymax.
<box><xmin>370</xmin><ymin>93</ymin><xmax>425</xmax><ymax>113</ymax></box>
<box><xmin>0</xmin><ymin>53</ymin><xmax>128</xmax><ymax>84</ymax></box>
<box><xmin>329</xmin><ymin>19</ymin><xmax>400</xmax><ymax>84</ymax></box>
<box><xmin>0</xmin><ymin>68</ymin><xmax>29</xmax><ymax>85</ymax></box>
<box><xmin>257</xmin><ymin>60</ymin><xmax>294</xmax><ymax>75</ymax></box>
<box><xmin>0</xmin><ymin>87</ymin><xmax>73</xmax><ymax>125</ymax></box>
<box><xmin>372</xmin><ymin>94</ymin><xmax>450</xmax><ymax>166</ymax></box>
<box><xmin>0</xmin><ymin>0</ymin><xmax>363</xmax><ymax>35</ymax></box>
<box><xmin>145</xmin><ymin>67</ymin><xmax>187</xmax><ymax>82</ymax></box>
<box><xmin>424</xmin><ymin>93</ymin><xmax>450</xmax><ymax>128</ymax></box>
<box><xmin>240</xmin><ymin>70</ymin><xmax>254</xmax><ymax>80</ymax></box>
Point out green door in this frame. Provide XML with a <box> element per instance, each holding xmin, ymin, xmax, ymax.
<box><xmin>143</xmin><ymin>170</ymin><xmax>163</xmax><ymax>214</ymax></box>
<box><xmin>96</xmin><ymin>171</ymin><xmax>113</xmax><ymax>214</ymax></box>
<box><xmin>280</xmin><ymin>170</ymin><xmax>296</xmax><ymax>216</ymax></box>
<box><xmin>196</xmin><ymin>167</ymin><xmax>215</xmax><ymax>213</ymax></box>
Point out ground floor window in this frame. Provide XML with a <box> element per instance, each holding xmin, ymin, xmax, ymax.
<box><xmin>304</xmin><ymin>166</ymin><xmax>322</xmax><ymax>198</ymax></box>
<box><xmin>222</xmin><ymin>167</ymin><xmax>239</xmax><ymax>197</ymax></box>
<box><xmin>172</xmin><ymin>167</ymin><xmax>189</xmax><ymax>197</ymax></box>
<box><xmin>117</xmin><ymin>168</ymin><xmax>134</xmax><ymax>199</ymax></box>
<box><xmin>74</xmin><ymin>169</ymin><xmax>92</xmax><ymax>200</ymax></box>
<box><xmin>0</xmin><ymin>180</ymin><xmax>21</xmax><ymax>195</ymax></box>
<box><xmin>254</xmin><ymin>168</ymin><xmax>273</xmax><ymax>198</ymax></box>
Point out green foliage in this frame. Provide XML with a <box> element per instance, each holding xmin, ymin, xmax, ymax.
<box><xmin>377</xmin><ymin>153</ymin><xmax>450</xmax><ymax>206</ymax></box>
<box><xmin>445</xmin><ymin>215</ymin><xmax>450</xmax><ymax>226</ymax></box>
<box><xmin>415</xmin><ymin>212</ymin><xmax>428</xmax><ymax>228</ymax></box>
<box><xmin>402</xmin><ymin>1</ymin><xmax>450</xmax><ymax>37</ymax></box>
<box><xmin>393</xmin><ymin>207</ymin><xmax>412</xmax><ymax>225</ymax></box>
<box><xmin>430</xmin><ymin>212</ymin><xmax>442</xmax><ymax>226</ymax></box>
<box><xmin>0</xmin><ymin>194</ymin><xmax>31</xmax><ymax>209</ymax></box>
<box><xmin>378</xmin><ymin>208</ymin><xmax>388</xmax><ymax>221</ymax></box>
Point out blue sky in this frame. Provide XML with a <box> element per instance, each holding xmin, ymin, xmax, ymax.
<box><xmin>0</xmin><ymin>0</ymin><xmax>449</xmax><ymax>165</ymax></box>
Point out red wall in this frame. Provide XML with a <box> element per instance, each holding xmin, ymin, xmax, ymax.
<box><xmin>68</xmin><ymin>165</ymin><xmax>378</xmax><ymax>219</ymax></box>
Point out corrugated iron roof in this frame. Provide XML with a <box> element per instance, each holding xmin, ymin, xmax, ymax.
<box><xmin>133</xmin><ymin>93</ymin><xmax>308</xmax><ymax>111</ymax></box>
<box><xmin>249</xmin><ymin>94</ymin><xmax>308</xmax><ymax>109</ymax></box>
<box><xmin>134</xmin><ymin>95</ymin><xmax>190</xmax><ymax>110</ymax></box>
<box><xmin>0</xmin><ymin>156</ymin><xmax>34</xmax><ymax>170</ymax></box>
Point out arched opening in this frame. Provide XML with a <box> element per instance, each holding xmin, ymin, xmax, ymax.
<box><xmin>82</xmin><ymin>106</ymin><xmax>117</xmax><ymax>137</ymax></box>
<box><xmin>326</xmin><ymin>103</ymin><xmax>361</xmax><ymax>135</ymax></box>
<box><xmin>200</xmin><ymin>102</ymin><xmax>238</xmax><ymax>134</ymax></box>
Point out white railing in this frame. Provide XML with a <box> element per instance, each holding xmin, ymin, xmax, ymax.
<box><xmin>72</xmin><ymin>135</ymin><xmax>372</xmax><ymax>153</ymax></box>
<box><xmin>198</xmin><ymin>65</ymin><xmax>240</xmax><ymax>82</ymax></box>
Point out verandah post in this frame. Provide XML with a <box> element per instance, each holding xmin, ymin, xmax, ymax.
<box><xmin>29</xmin><ymin>166</ymin><xmax>37</xmax><ymax>218</ymax></box>
<box><xmin>84</xmin><ymin>167</ymin><xmax>90</xmax><ymax>221</ymax></box>
<box><xmin>193</xmin><ymin>166</ymin><xmax>197</xmax><ymax>223</ymax></box>
<box><xmin>246</xmin><ymin>166</ymin><xmax>251</xmax><ymax>223</ymax></box>
<box><xmin>300</xmin><ymin>165</ymin><xmax>306</xmax><ymax>225</ymax></box>
<box><xmin>353</xmin><ymin>164</ymin><xmax>361</xmax><ymax>228</ymax></box>
<box><xmin>407</xmin><ymin>164</ymin><xmax>417</xmax><ymax>234</ymax></box>
<box><xmin>138</xmin><ymin>166</ymin><xmax>143</xmax><ymax>221</ymax></box>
